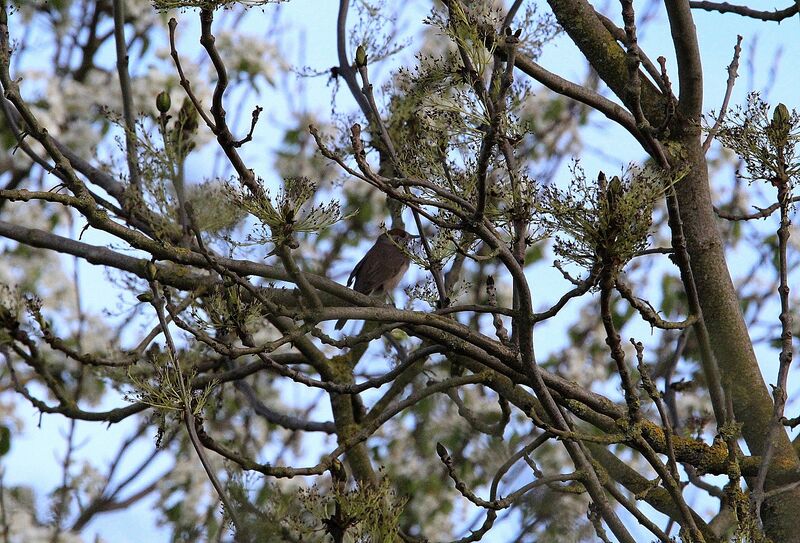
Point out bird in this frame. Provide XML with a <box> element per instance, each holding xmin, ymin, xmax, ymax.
<box><xmin>335</xmin><ymin>228</ymin><xmax>417</xmax><ymax>330</ymax></box>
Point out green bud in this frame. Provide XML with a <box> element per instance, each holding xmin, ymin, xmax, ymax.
<box><xmin>607</xmin><ymin>176</ymin><xmax>623</xmax><ymax>209</ymax></box>
<box><xmin>774</xmin><ymin>103</ymin><xmax>790</xmax><ymax>126</ymax></box>
<box><xmin>145</xmin><ymin>261</ymin><xmax>158</xmax><ymax>281</ymax></box>
<box><xmin>355</xmin><ymin>45</ymin><xmax>368</xmax><ymax>68</ymax></box>
<box><xmin>768</xmin><ymin>103</ymin><xmax>791</xmax><ymax>148</ymax></box>
<box><xmin>137</xmin><ymin>291</ymin><xmax>154</xmax><ymax>303</ymax></box>
<box><xmin>156</xmin><ymin>91</ymin><xmax>171</xmax><ymax>114</ymax></box>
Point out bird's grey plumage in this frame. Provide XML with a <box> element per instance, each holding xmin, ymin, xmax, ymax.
<box><xmin>335</xmin><ymin>229</ymin><xmax>414</xmax><ymax>330</ymax></box>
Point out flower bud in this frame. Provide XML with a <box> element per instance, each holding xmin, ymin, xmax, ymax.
<box><xmin>156</xmin><ymin>91</ymin><xmax>171</xmax><ymax>114</ymax></box>
<box><xmin>145</xmin><ymin>261</ymin><xmax>158</xmax><ymax>281</ymax></box>
<box><xmin>774</xmin><ymin>103</ymin><xmax>790</xmax><ymax>126</ymax></box>
<box><xmin>355</xmin><ymin>45</ymin><xmax>368</xmax><ymax>67</ymax></box>
<box><xmin>768</xmin><ymin>103</ymin><xmax>791</xmax><ymax>148</ymax></box>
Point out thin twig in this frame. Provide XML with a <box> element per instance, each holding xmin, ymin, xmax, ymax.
<box><xmin>112</xmin><ymin>0</ymin><xmax>140</xmax><ymax>189</ymax></box>
<box><xmin>276</xmin><ymin>244</ymin><xmax>322</xmax><ymax>309</ymax></box>
<box><xmin>633</xmin><ymin>339</ymin><xmax>679</xmax><ymax>481</ymax></box>
<box><xmin>599</xmin><ymin>271</ymin><xmax>639</xmax><ymax>419</ymax></box>
<box><xmin>751</xmin><ymin>160</ymin><xmax>793</xmax><ymax>526</ymax></box>
<box><xmin>619</xmin><ymin>0</ymin><xmax>671</xmax><ymax>166</ymax></box>
<box><xmin>485</xmin><ymin>275</ymin><xmax>510</xmax><ymax>345</ymax></box>
<box><xmin>664</xmin><ymin>189</ymin><xmax>727</xmax><ymax>426</ymax></box>
<box><xmin>603</xmin><ymin>481</ymin><xmax>672</xmax><ymax>543</ymax></box>
<box><xmin>168</xmin><ymin>18</ymin><xmax>215</xmax><ymax>129</ymax></box>
<box><xmin>335</xmin><ymin>0</ymin><xmax>372</xmax><ymax>118</ymax></box>
<box><xmin>616</xmin><ymin>279</ymin><xmax>698</xmax><ymax>330</ymax></box>
<box><xmin>489</xmin><ymin>433</ymin><xmax>551</xmax><ymax>501</ymax></box>
<box><xmin>714</xmin><ymin>196</ymin><xmax>800</xmax><ymax>221</ymax></box>
<box><xmin>703</xmin><ymin>35</ymin><xmax>742</xmax><ymax>152</ymax></box>
<box><xmin>595</xmin><ymin>10</ymin><xmax>671</xmax><ymax>97</ymax></box>
<box><xmin>502</xmin><ymin>0</ymin><xmax>524</xmax><ymax>28</ymax></box>
<box><xmin>436</xmin><ymin>442</ymin><xmax>579</xmax><ymax>510</ymax></box>
<box><xmin>232</xmin><ymin>105</ymin><xmax>262</xmax><ymax>148</ymax></box>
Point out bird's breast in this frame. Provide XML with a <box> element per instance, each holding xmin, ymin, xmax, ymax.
<box><xmin>381</xmin><ymin>260</ymin><xmax>410</xmax><ymax>291</ymax></box>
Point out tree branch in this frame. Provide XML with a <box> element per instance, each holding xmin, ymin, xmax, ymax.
<box><xmin>111</xmin><ymin>0</ymin><xmax>141</xmax><ymax>189</ymax></box>
<box><xmin>689</xmin><ymin>1</ymin><xmax>799</xmax><ymax>22</ymax></box>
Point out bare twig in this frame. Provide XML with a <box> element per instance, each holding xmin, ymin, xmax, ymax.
<box><xmin>169</xmin><ymin>11</ymin><xmax>263</xmax><ymax>198</ymax></box>
<box><xmin>445</xmin><ymin>388</ymin><xmax>509</xmax><ymax>437</ymax></box>
<box><xmin>689</xmin><ymin>1</ymin><xmax>799</xmax><ymax>22</ymax></box>
<box><xmin>502</xmin><ymin>0</ymin><xmax>525</xmax><ymax>28</ymax></box>
<box><xmin>235</xmin><ymin>379</ymin><xmax>335</xmax><ymax>433</ymax></box>
<box><xmin>633</xmin><ymin>339</ymin><xmax>679</xmax><ymax>481</ymax></box>
<box><xmin>436</xmin><ymin>442</ymin><xmax>580</xmax><ymax>510</ymax></box>
<box><xmin>599</xmin><ymin>270</ymin><xmax>639</xmax><ymax>419</ymax></box>
<box><xmin>232</xmin><ymin>105</ymin><xmax>263</xmax><ymax>148</ymax></box>
<box><xmin>485</xmin><ymin>275</ymin><xmax>510</xmax><ymax>345</ymax></box>
<box><xmin>335</xmin><ymin>0</ymin><xmax>372</xmax><ymax>118</ymax></box>
<box><xmin>595</xmin><ymin>10</ymin><xmax>671</xmax><ymax>97</ymax></box>
<box><xmin>276</xmin><ymin>244</ymin><xmax>323</xmax><ymax>310</ymax></box>
<box><xmin>489</xmin><ymin>433</ymin><xmax>551</xmax><ymax>501</ymax></box>
<box><xmin>616</xmin><ymin>279</ymin><xmax>698</xmax><ymax>330</ymax></box>
<box><xmin>112</xmin><ymin>0</ymin><xmax>141</xmax><ymax>189</ymax></box>
<box><xmin>714</xmin><ymin>196</ymin><xmax>800</xmax><ymax>221</ymax></box>
<box><xmin>665</xmin><ymin>0</ymin><xmax>705</xmax><ymax>119</ymax></box>
<box><xmin>168</xmin><ymin>18</ymin><xmax>215</xmax><ymax>129</ymax></box>
<box><xmin>703</xmin><ymin>35</ymin><xmax>742</xmax><ymax>152</ymax></box>
<box><xmin>603</xmin><ymin>481</ymin><xmax>672</xmax><ymax>543</ymax></box>
<box><xmin>751</xmin><ymin>161</ymin><xmax>793</xmax><ymax>526</ymax></box>
<box><xmin>619</xmin><ymin>0</ymin><xmax>671</xmax><ymax>166</ymax></box>
<box><xmin>664</xmin><ymin>189</ymin><xmax>727</xmax><ymax>426</ymax></box>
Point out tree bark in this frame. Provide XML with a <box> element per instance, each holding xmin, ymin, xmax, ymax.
<box><xmin>670</xmin><ymin>130</ymin><xmax>800</xmax><ymax>540</ymax></box>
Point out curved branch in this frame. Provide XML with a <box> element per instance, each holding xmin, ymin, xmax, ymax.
<box><xmin>336</xmin><ymin>0</ymin><xmax>372</xmax><ymax>118</ymax></box>
<box><xmin>689</xmin><ymin>1</ymin><xmax>799</xmax><ymax>21</ymax></box>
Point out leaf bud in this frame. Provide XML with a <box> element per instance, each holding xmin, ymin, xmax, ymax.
<box><xmin>768</xmin><ymin>103</ymin><xmax>791</xmax><ymax>148</ymax></box>
<box><xmin>355</xmin><ymin>44</ymin><xmax>368</xmax><ymax>67</ymax></box>
<box><xmin>145</xmin><ymin>261</ymin><xmax>158</xmax><ymax>281</ymax></box>
<box><xmin>607</xmin><ymin>176</ymin><xmax>623</xmax><ymax>210</ymax></box>
<box><xmin>156</xmin><ymin>91</ymin><xmax>171</xmax><ymax>114</ymax></box>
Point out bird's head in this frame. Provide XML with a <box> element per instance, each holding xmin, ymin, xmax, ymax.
<box><xmin>376</xmin><ymin>228</ymin><xmax>418</xmax><ymax>251</ymax></box>
<box><xmin>386</xmin><ymin>228</ymin><xmax>417</xmax><ymax>241</ymax></box>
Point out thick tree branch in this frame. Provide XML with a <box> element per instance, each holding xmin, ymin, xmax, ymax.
<box><xmin>664</xmin><ymin>0</ymin><xmax>704</xmax><ymax>119</ymax></box>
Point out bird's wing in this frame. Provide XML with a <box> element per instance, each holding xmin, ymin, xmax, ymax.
<box><xmin>346</xmin><ymin>255</ymin><xmax>366</xmax><ymax>287</ymax></box>
<box><xmin>353</xmin><ymin>245</ymin><xmax>408</xmax><ymax>294</ymax></box>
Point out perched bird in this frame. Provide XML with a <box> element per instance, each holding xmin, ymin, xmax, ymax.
<box><xmin>335</xmin><ymin>228</ymin><xmax>417</xmax><ymax>330</ymax></box>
